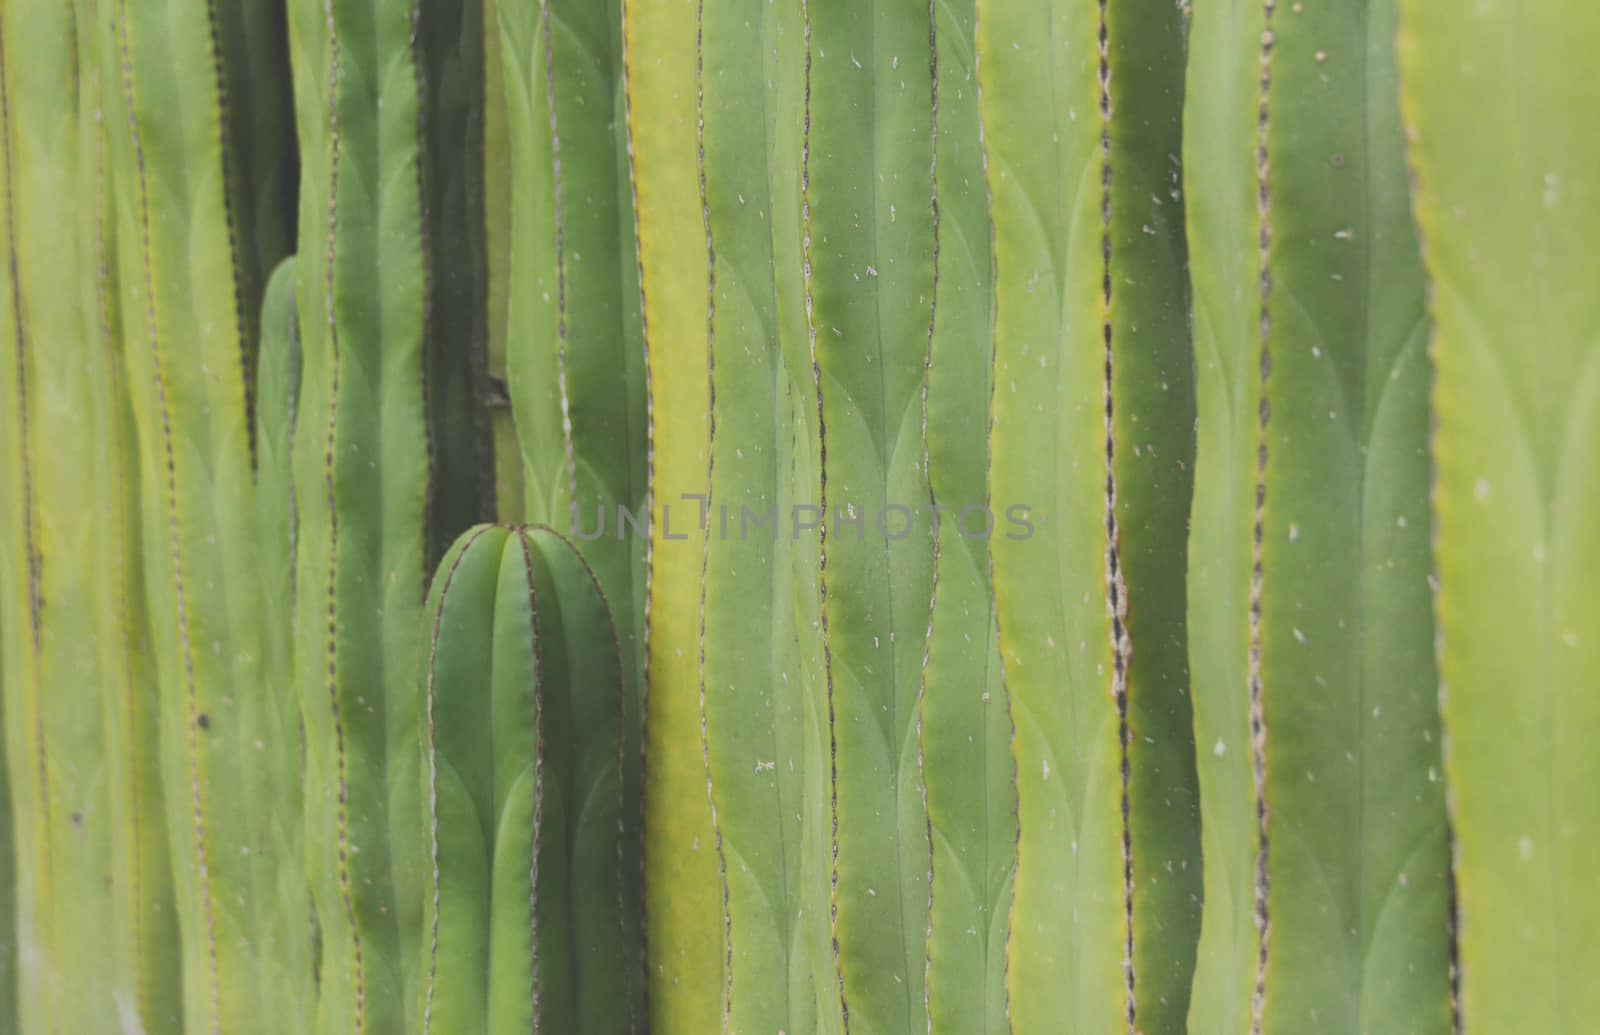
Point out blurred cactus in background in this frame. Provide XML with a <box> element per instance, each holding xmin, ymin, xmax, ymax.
<box><xmin>0</xmin><ymin>0</ymin><xmax>1593</xmax><ymax>1033</ymax></box>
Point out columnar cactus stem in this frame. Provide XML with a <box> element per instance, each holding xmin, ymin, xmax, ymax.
<box><xmin>695</xmin><ymin>1</ymin><xmax>817</xmax><ymax>1032</ymax></box>
<box><xmin>420</xmin><ymin>525</ymin><xmax>630</xmax><ymax>1034</ymax></box>
<box><xmin>101</xmin><ymin>0</ymin><xmax>299</xmax><ymax>1030</ymax></box>
<box><xmin>1185</xmin><ymin>1</ymin><xmax>1451</xmax><ymax>1031</ymax></box>
<box><xmin>1398</xmin><ymin>2</ymin><xmax>1600</xmax><ymax>1031</ymax></box>
<box><xmin>796</xmin><ymin>3</ymin><xmax>938</xmax><ymax>1031</ymax></box>
<box><xmin>81</xmin><ymin>2</ymin><xmax>183</xmax><ymax>1029</ymax></box>
<box><xmin>618</xmin><ymin>1</ymin><xmax>720</xmax><ymax>1031</ymax></box>
<box><xmin>285</xmin><ymin>0</ymin><xmax>488</xmax><ymax>1030</ymax></box>
<box><xmin>921</xmin><ymin>1</ymin><xmax>1014</xmax><ymax>1031</ymax></box>
<box><xmin>980</xmin><ymin>0</ymin><xmax>1200</xmax><ymax>1030</ymax></box>
<box><xmin>499</xmin><ymin>5</ymin><xmax>648</xmax><ymax>1016</ymax></box>
<box><xmin>0</xmin><ymin>5</ymin><xmax>120</xmax><ymax>1029</ymax></box>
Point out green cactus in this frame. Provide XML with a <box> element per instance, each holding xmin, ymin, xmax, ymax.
<box><xmin>1185</xmin><ymin>1</ymin><xmax>1451</xmax><ymax>1032</ymax></box>
<box><xmin>99</xmin><ymin>0</ymin><xmax>305</xmax><ymax>1029</ymax></box>
<box><xmin>979</xmin><ymin>0</ymin><xmax>1201</xmax><ymax>1030</ymax></box>
<box><xmin>1398</xmin><ymin>1</ymin><xmax>1600</xmax><ymax>1031</ymax></box>
<box><xmin>420</xmin><ymin>524</ymin><xmax>629</xmax><ymax>1034</ymax></box>
<box><xmin>922</xmin><ymin>2</ymin><xmax>1014</xmax><ymax>1032</ymax></box>
<box><xmin>0</xmin><ymin>5</ymin><xmax>120</xmax><ymax>1028</ymax></box>
<box><xmin>284</xmin><ymin>0</ymin><xmax>489</xmax><ymax>1029</ymax></box>
<box><xmin>618</xmin><ymin>0</ymin><xmax>721</xmax><ymax>1031</ymax></box>
<box><xmin>497</xmin><ymin>3</ymin><xmax>649</xmax><ymax>1017</ymax></box>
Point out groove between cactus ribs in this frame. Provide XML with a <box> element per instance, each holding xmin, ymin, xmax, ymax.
<box><xmin>514</xmin><ymin>532</ymin><xmax>548</xmax><ymax>1028</ymax></box>
<box><xmin>795</xmin><ymin>3</ymin><xmax>846</xmax><ymax>1029</ymax></box>
<box><xmin>421</xmin><ymin>525</ymin><xmax>496</xmax><ymax>1035</ymax></box>
<box><xmin>410</xmin><ymin>0</ymin><xmax>439</xmax><ymax>577</ymax></box>
<box><xmin>617</xmin><ymin>3</ymin><xmax>653</xmax><ymax>1021</ymax></box>
<box><xmin>1097</xmin><ymin>0</ymin><xmax>1138</xmax><ymax>1029</ymax></box>
<box><xmin>115</xmin><ymin>4</ymin><xmax>223</xmax><ymax>1030</ymax></box>
<box><xmin>202</xmin><ymin>0</ymin><xmax>253</xmax><ymax>471</ymax></box>
<box><xmin>0</xmin><ymin>16</ymin><xmax>60</xmax><ymax>1032</ymax></box>
<box><xmin>538</xmin><ymin>0</ymin><xmax>578</xmax><ymax>519</ymax></box>
<box><xmin>917</xmin><ymin>0</ymin><xmax>939</xmax><ymax>1028</ymax></box>
<box><xmin>317</xmin><ymin>3</ymin><xmax>366</xmax><ymax>1028</ymax></box>
<box><xmin>1249</xmin><ymin>3</ymin><xmax>1277</xmax><ymax>1033</ymax></box>
<box><xmin>94</xmin><ymin>84</ymin><xmax>153</xmax><ymax>1025</ymax></box>
<box><xmin>686</xmin><ymin>0</ymin><xmax>734</xmax><ymax>1027</ymax></box>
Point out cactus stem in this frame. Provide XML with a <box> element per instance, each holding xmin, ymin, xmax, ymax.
<box><xmin>410</xmin><ymin>0</ymin><xmax>439</xmax><ymax>584</ymax></box>
<box><xmin>311</xmin><ymin>4</ymin><xmax>366</xmax><ymax>1028</ymax></box>
<box><xmin>1248</xmin><ymin>4</ymin><xmax>1278</xmax><ymax>1033</ymax></box>
<box><xmin>421</xmin><ymin>524</ymin><xmax>499</xmax><ymax>1035</ymax></box>
<box><xmin>113</xmin><ymin>5</ymin><xmax>225</xmax><ymax>1028</ymax></box>
<box><xmin>0</xmin><ymin>19</ymin><xmax>59</xmax><ymax>1031</ymax></box>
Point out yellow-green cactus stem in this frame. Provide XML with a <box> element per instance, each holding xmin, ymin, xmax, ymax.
<box><xmin>980</xmin><ymin>0</ymin><xmax>1201</xmax><ymax>1030</ymax></box>
<box><xmin>618</xmin><ymin>0</ymin><xmax>720</xmax><ymax>1030</ymax></box>
<box><xmin>1186</xmin><ymin>1</ymin><xmax>1451</xmax><ymax>1032</ymax></box>
<box><xmin>1</xmin><ymin>4</ymin><xmax>119</xmax><ymax>1029</ymax></box>
<box><xmin>1399</xmin><ymin>1</ymin><xmax>1600</xmax><ymax>1030</ymax></box>
<box><xmin>101</xmin><ymin>0</ymin><xmax>302</xmax><ymax>1029</ymax></box>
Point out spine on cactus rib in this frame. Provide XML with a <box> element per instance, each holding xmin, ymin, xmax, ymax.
<box><xmin>101</xmin><ymin>0</ymin><xmax>300</xmax><ymax>1030</ymax></box>
<box><xmin>693</xmin><ymin>0</ymin><xmax>819</xmax><ymax>1031</ymax></box>
<box><xmin>0</xmin><ymin>5</ymin><xmax>121</xmax><ymax>1029</ymax></box>
<box><xmin>1185</xmin><ymin>1</ymin><xmax>1451</xmax><ymax>1032</ymax></box>
<box><xmin>1398</xmin><ymin>2</ymin><xmax>1600</xmax><ymax>1031</ymax></box>
<box><xmin>796</xmin><ymin>2</ymin><xmax>939</xmax><ymax>1030</ymax></box>
<box><xmin>82</xmin><ymin>3</ymin><xmax>184</xmax><ymax>1029</ymax></box>
<box><xmin>979</xmin><ymin>0</ymin><xmax>1201</xmax><ymax>1030</ymax></box>
<box><xmin>618</xmin><ymin>0</ymin><xmax>720</xmax><ymax>1031</ymax></box>
<box><xmin>921</xmin><ymin>1</ymin><xmax>1014</xmax><ymax>1031</ymax></box>
<box><xmin>420</xmin><ymin>524</ymin><xmax>630</xmax><ymax>1034</ymax></box>
<box><xmin>285</xmin><ymin>0</ymin><xmax>488</xmax><ymax>1030</ymax></box>
<box><xmin>499</xmin><ymin>1</ymin><xmax>648</xmax><ymax>1020</ymax></box>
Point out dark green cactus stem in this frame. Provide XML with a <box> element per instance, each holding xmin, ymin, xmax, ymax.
<box><xmin>922</xmin><ymin>1</ymin><xmax>1014</xmax><ymax>1031</ymax></box>
<box><xmin>420</xmin><ymin>525</ymin><xmax>629</xmax><ymax>1034</ymax></box>
<box><xmin>286</xmin><ymin>0</ymin><xmax>488</xmax><ymax>1030</ymax></box>
<box><xmin>499</xmin><ymin>0</ymin><xmax>648</xmax><ymax>1020</ymax></box>
<box><xmin>620</xmin><ymin>0</ymin><xmax>720</xmax><ymax>1031</ymax></box>
<box><xmin>1185</xmin><ymin>1</ymin><xmax>1450</xmax><ymax>1032</ymax></box>
<box><xmin>1399</xmin><ymin>1</ymin><xmax>1600</xmax><ymax>1030</ymax></box>
<box><xmin>101</xmin><ymin>0</ymin><xmax>301</xmax><ymax>1030</ymax></box>
<box><xmin>482</xmin><ymin>0</ymin><xmax>524</xmax><ymax>525</ymax></box>
<box><xmin>980</xmin><ymin>0</ymin><xmax>1200</xmax><ymax>1030</ymax></box>
<box><xmin>797</xmin><ymin>3</ymin><xmax>939</xmax><ymax>1031</ymax></box>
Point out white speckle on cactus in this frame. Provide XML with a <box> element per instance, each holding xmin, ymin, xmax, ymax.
<box><xmin>1474</xmin><ymin>478</ymin><xmax>1491</xmax><ymax>501</ymax></box>
<box><xmin>1519</xmin><ymin>836</ymin><xmax>1534</xmax><ymax>861</ymax></box>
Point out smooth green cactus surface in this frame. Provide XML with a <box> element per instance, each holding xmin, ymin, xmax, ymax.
<box><xmin>980</xmin><ymin>0</ymin><xmax>1201</xmax><ymax>1030</ymax></box>
<box><xmin>420</xmin><ymin>525</ymin><xmax>629</xmax><ymax>1035</ymax></box>
<box><xmin>1186</xmin><ymin>1</ymin><xmax>1451</xmax><ymax>1032</ymax></box>
<box><xmin>1400</xmin><ymin>1</ymin><xmax>1600</xmax><ymax>1031</ymax></box>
